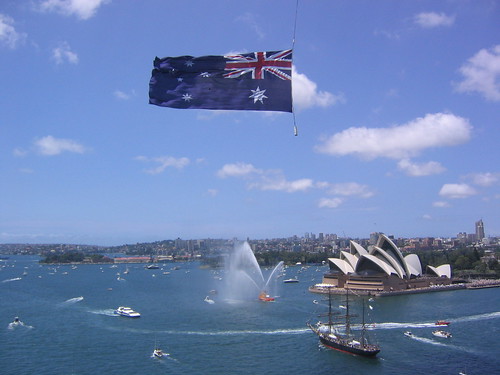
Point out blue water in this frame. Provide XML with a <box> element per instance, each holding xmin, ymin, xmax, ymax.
<box><xmin>1</xmin><ymin>255</ymin><xmax>499</xmax><ymax>375</ymax></box>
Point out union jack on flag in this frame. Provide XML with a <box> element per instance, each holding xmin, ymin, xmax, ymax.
<box><xmin>223</xmin><ymin>49</ymin><xmax>292</xmax><ymax>80</ymax></box>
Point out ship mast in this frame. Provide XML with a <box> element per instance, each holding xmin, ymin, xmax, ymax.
<box><xmin>345</xmin><ymin>288</ymin><xmax>351</xmax><ymax>336</ymax></box>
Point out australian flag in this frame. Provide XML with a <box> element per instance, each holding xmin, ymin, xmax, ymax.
<box><xmin>149</xmin><ymin>50</ymin><xmax>292</xmax><ymax>112</ymax></box>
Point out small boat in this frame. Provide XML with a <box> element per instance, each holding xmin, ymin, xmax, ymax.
<box><xmin>404</xmin><ymin>331</ymin><xmax>413</xmax><ymax>337</ymax></box>
<box><xmin>153</xmin><ymin>348</ymin><xmax>165</xmax><ymax>358</ymax></box>
<box><xmin>432</xmin><ymin>330</ymin><xmax>452</xmax><ymax>338</ymax></box>
<box><xmin>114</xmin><ymin>306</ymin><xmax>141</xmax><ymax>318</ymax></box>
<box><xmin>308</xmin><ymin>288</ymin><xmax>380</xmax><ymax>357</ymax></box>
<box><xmin>283</xmin><ymin>278</ymin><xmax>299</xmax><ymax>283</ymax></box>
<box><xmin>258</xmin><ymin>291</ymin><xmax>275</xmax><ymax>302</ymax></box>
<box><xmin>435</xmin><ymin>320</ymin><xmax>450</xmax><ymax>326</ymax></box>
<box><xmin>146</xmin><ymin>264</ymin><xmax>159</xmax><ymax>270</ymax></box>
<box><xmin>204</xmin><ymin>296</ymin><xmax>215</xmax><ymax>304</ymax></box>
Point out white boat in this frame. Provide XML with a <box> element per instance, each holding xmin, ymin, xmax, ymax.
<box><xmin>432</xmin><ymin>329</ymin><xmax>452</xmax><ymax>338</ymax></box>
<box><xmin>283</xmin><ymin>278</ymin><xmax>299</xmax><ymax>283</ymax></box>
<box><xmin>114</xmin><ymin>306</ymin><xmax>141</xmax><ymax>318</ymax></box>
<box><xmin>204</xmin><ymin>296</ymin><xmax>215</xmax><ymax>304</ymax></box>
<box><xmin>153</xmin><ymin>348</ymin><xmax>165</xmax><ymax>358</ymax></box>
<box><xmin>404</xmin><ymin>331</ymin><xmax>413</xmax><ymax>337</ymax></box>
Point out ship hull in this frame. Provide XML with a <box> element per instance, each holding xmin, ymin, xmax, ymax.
<box><xmin>318</xmin><ymin>335</ymin><xmax>380</xmax><ymax>357</ymax></box>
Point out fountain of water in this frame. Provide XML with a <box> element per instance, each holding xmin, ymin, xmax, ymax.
<box><xmin>223</xmin><ymin>241</ymin><xmax>284</xmax><ymax>301</ymax></box>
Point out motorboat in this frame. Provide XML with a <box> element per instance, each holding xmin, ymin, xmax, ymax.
<box><xmin>404</xmin><ymin>331</ymin><xmax>413</xmax><ymax>337</ymax></box>
<box><xmin>153</xmin><ymin>348</ymin><xmax>165</xmax><ymax>358</ymax></box>
<box><xmin>204</xmin><ymin>296</ymin><xmax>215</xmax><ymax>304</ymax></box>
<box><xmin>114</xmin><ymin>306</ymin><xmax>141</xmax><ymax>318</ymax></box>
<box><xmin>432</xmin><ymin>330</ymin><xmax>452</xmax><ymax>338</ymax></box>
<box><xmin>435</xmin><ymin>320</ymin><xmax>450</xmax><ymax>326</ymax></box>
<box><xmin>283</xmin><ymin>278</ymin><xmax>299</xmax><ymax>283</ymax></box>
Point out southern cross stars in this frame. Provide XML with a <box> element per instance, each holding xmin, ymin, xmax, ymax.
<box><xmin>249</xmin><ymin>86</ymin><xmax>267</xmax><ymax>104</ymax></box>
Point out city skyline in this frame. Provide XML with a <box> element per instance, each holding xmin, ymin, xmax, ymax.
<box><xmin>1</xmin><ymin>1</ymin><xmax>499</xmax><ymax>246</ymax></box>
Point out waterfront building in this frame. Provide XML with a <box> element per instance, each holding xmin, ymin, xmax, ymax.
<box><xmin>319</xmin><ymin>234</ymin><xmax>452</xmax><ymax>293</ymax></box>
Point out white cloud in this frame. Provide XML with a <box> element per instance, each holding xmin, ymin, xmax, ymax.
<box><xmin>236</xmin><ymin>13</ymin><xmax>265</xmax><ymax>39</ymax></box>
<box><xmin>52</xmin><ymin>42</ymin><xmax>78</xmax><ymax>64</ymax></box>
<box><xmin>315</xmin><ymin>112</ymin><xmax>471</xmax><ymax>160</ymax></box>
<box><xmin>397</xmin><ymin>159</ymin><xmax>446</xmax><ymax>176</ymax></box>
<box><xmin>466</xmin><ymin>172</ymin><xmax>499</xmax><ymax>187</ymax></box>
<box><xmin>35</xmin><ymin>135</ymin><xmax>87</xmax><ymax>155</ymax></box>
<box><xmin>414</xmin><ymin>12</ymin><xmax>455</xmax><ymax>28</ymax></box>
<box><xmin>422</xmin><ymin>214</ymin><xmax>432</xmax><ymax>220</ymax></box>
<box><xmin>249</xmin><ymin>177</ymin><xmax>315</xmax><ymax>193</ymax></box>
<box><xmin>455</xmin><ymin>45</ymin><xmax>500</xmax><ymax>102</ymax></box>
<box><xmin>327</xmin><ymin>182</ymin><xmax>374</xmax><ymax>198</ymax></box>
<box><xmin>217</xmin><ymin>162</ymin><xmax>262</xmax><ymax>178</ymax></box>
<box><xmin>318</xmin><ymin>197</ymin><xmax>344</xmax><ymax>209</ymax></box>
<box><xmin>13</xmin><ymin>148</ymin><xmax>28</xmax><ymax>157</ymax></box>
<box><xmin>0</xmin><ymin>14</ymin><xmax>26</xmax><ymax>49</ymax></box>
<box><xmin>38</xmin><ymin>0</ymin><xmax>110</xmax><ymax>20</ymax></box>
<box><xmin>292</xmin><ymin>66</ymin><xmax>345</xmax><ymax>111</ymax></box>
<box><xmin>433</xmin><ymin>201</ymin><xmax>450</xmax><ymax>208</ymax></box>
<box><xmin>136</xmin><ymin>155</ymin><xmax>190</xmax><ymax>174</ymax></box>
<box><xmin>439</xmin><ymin>183</ymin><xmax>477</xmax><ymax>199</ymax></box>
<box><xmin>114</xmin><ymin>90</ymin><xmax>131</xmax><ymax>100</ymax></box>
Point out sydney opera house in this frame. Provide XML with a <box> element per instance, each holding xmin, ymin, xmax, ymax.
<box><xmin>319</xmin><ymin>234</ymin><xmax>452</xmax><ymax>293</ymax></box>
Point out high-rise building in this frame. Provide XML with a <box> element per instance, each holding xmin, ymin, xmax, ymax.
<box><xmin>475</xmin><ymin>219</ymin><xmax>485</xmax><ymax>242</ymax></box>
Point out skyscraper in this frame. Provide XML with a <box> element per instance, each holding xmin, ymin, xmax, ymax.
<box><xmin>475</xmin><ymin>219</ymin><xmax>485</xmax><ymax>242</ymax></box>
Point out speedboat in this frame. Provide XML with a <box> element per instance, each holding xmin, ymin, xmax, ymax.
<box><xmin>404</xmin><ymin>331</ymin><xmax>413</xmax><ymax>337</ymax></box>
<box><xmin>435</xmin><ymin>320</ymin><xmax>450</xmax><ymax>326</ymax></box>
<box><xmin>204</xmin><ymin>296</ymin><xmax>215</xmax><ymax>304</ymax></box>
<box><xmin>432</xmin><ymin>330</ymin><xmax>452</xmax><ymax>338</ymax></box>
<box><xmin>283</xmin><ymin>278</ymin><xmax>299</xmax><ymax>283</ymax></box>
<box><xmin>153</xmin><ymin>348</ymin><xmax>165</xmax><ymax>358</ymax></box>
<box><xmin>114</xmin><ymin>306</ymin><xmax>141</xmax><ymax>318</ymax></box>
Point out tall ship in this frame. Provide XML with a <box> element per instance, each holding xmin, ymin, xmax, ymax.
<box><xmin>307</xmin><ymin>287</ymin><xmax>380</xmax><ymax>357</ymax></box>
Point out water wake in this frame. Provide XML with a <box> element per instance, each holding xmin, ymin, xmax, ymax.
<box><xmin>370</xmin><ymin>311</ymin><xmax>500</xmax><ymax>331</ymax></box>
<box><xmin>88</xmin><ymin>308</ymin><xmax>117</xmax><ymax>317</ymax></box>
<box><xmin>62</xmin><ymin>296</ymin><xmax>84</xmax><ymax>304</ymax></box>
<box><xmin>2</xmin><ymin>277</ymin><xmax>22</xmax><ymax>283</ymax></box>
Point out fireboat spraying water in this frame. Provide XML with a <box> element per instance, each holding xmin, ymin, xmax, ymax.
<box><xmin>224</xmin><ymin>241</ymin><xmax>283</xmax><ymax>302</ymax></box>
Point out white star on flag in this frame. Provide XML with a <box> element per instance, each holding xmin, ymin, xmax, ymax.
<box><xmin>249</xmin><ymin>87</ymin><xmax>267</xmax><ymax>104</ymax></box>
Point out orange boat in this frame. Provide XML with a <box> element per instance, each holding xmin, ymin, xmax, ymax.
<box><xmin>258</xmin><ymin>291</ymin><xmax>275</xmax><ymax>302</ymax></box>
<box><xmin>435</xmin><ymin>320</ymin><xmax>450</xmax><ymax>326</ymax></box>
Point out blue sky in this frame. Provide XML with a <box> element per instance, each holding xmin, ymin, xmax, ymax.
<box><xmin>1</xmin><ymin>0</ymin><xmax>499</xmax><ymax>245</ymax></box>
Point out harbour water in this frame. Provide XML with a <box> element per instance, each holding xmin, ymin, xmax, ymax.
<box><xmin>1</xmin><ymin>255</ymin><xmax>499</xmax><ymax>375</ymax></box>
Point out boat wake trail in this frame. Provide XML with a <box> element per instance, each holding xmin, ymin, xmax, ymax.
<box><xmin>61</xmin><ymin>296</ymin><xmax>84</xmax><ymax>305</ymax></box>
<box><xmin>88</xmin><ymin>308</ymin><xmax>117</xmax><ymax>317</ymax></box>
<box><xmin>405</xmin><ymin>333</ymin><xmax>478</xmax><ymax>354</ymax></box>
<box><xmin>179</xmin><ymin>328</ymin><xmax>309</xmax><ymax>336</ymax></box>
<box><xmin>2</xmin><ymin>277</ymin><xmax>22</xmax><ymax>283</ymax></box>
<box><xmin>372</xmin><ymin>311</ymin><xmax>500</xmax><ymax>331</ymax></box>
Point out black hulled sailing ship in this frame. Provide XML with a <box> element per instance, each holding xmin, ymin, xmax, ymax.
<box><xmin>307</xmin><ymin>287</ymin><xmax>380</xmax><ymax>357</ymax></box>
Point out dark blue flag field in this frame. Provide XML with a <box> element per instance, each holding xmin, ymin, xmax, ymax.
<box><xmin>149</xmin><ymin>50</ymin><xmax>292</xmax><ymax>112</ymax></box>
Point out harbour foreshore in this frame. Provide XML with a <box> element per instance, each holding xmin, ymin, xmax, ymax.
<box><xmin>309</xmin><ymin>279</ymin><xmax>500</xmax><ymax>297</ymax></box>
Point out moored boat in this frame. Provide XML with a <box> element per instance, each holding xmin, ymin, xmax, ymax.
<box><xmin>114</xmin><ymin>306</ymin><xmax>141</xmax><ymax>318</ymax></box>
<box><xmin>308</xmin><ymin>288</ymin><xmax>380</xmax><ymax>357</ymax></box>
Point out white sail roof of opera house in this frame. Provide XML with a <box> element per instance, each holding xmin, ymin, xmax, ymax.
<box><xmin>427</xmin><ymin>264</ymin><xmax>452</xmax><ymax>278</ymax></box>
<box><xmin>327</xmin><ymin>234</ymin><xmax>451</xmax><ymax>280</ymax></box>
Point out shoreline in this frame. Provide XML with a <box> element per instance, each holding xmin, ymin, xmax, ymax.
<box><xmin>309</xmin><ymin>279</ymin><xmax>500</xmax><ymax>297</ymax></box>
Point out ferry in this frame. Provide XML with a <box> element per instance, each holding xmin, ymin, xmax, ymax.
<box><xmin>114</xmin><ymin>306</ymin><xmax>141</xmax><ymax>318</ymax></box>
